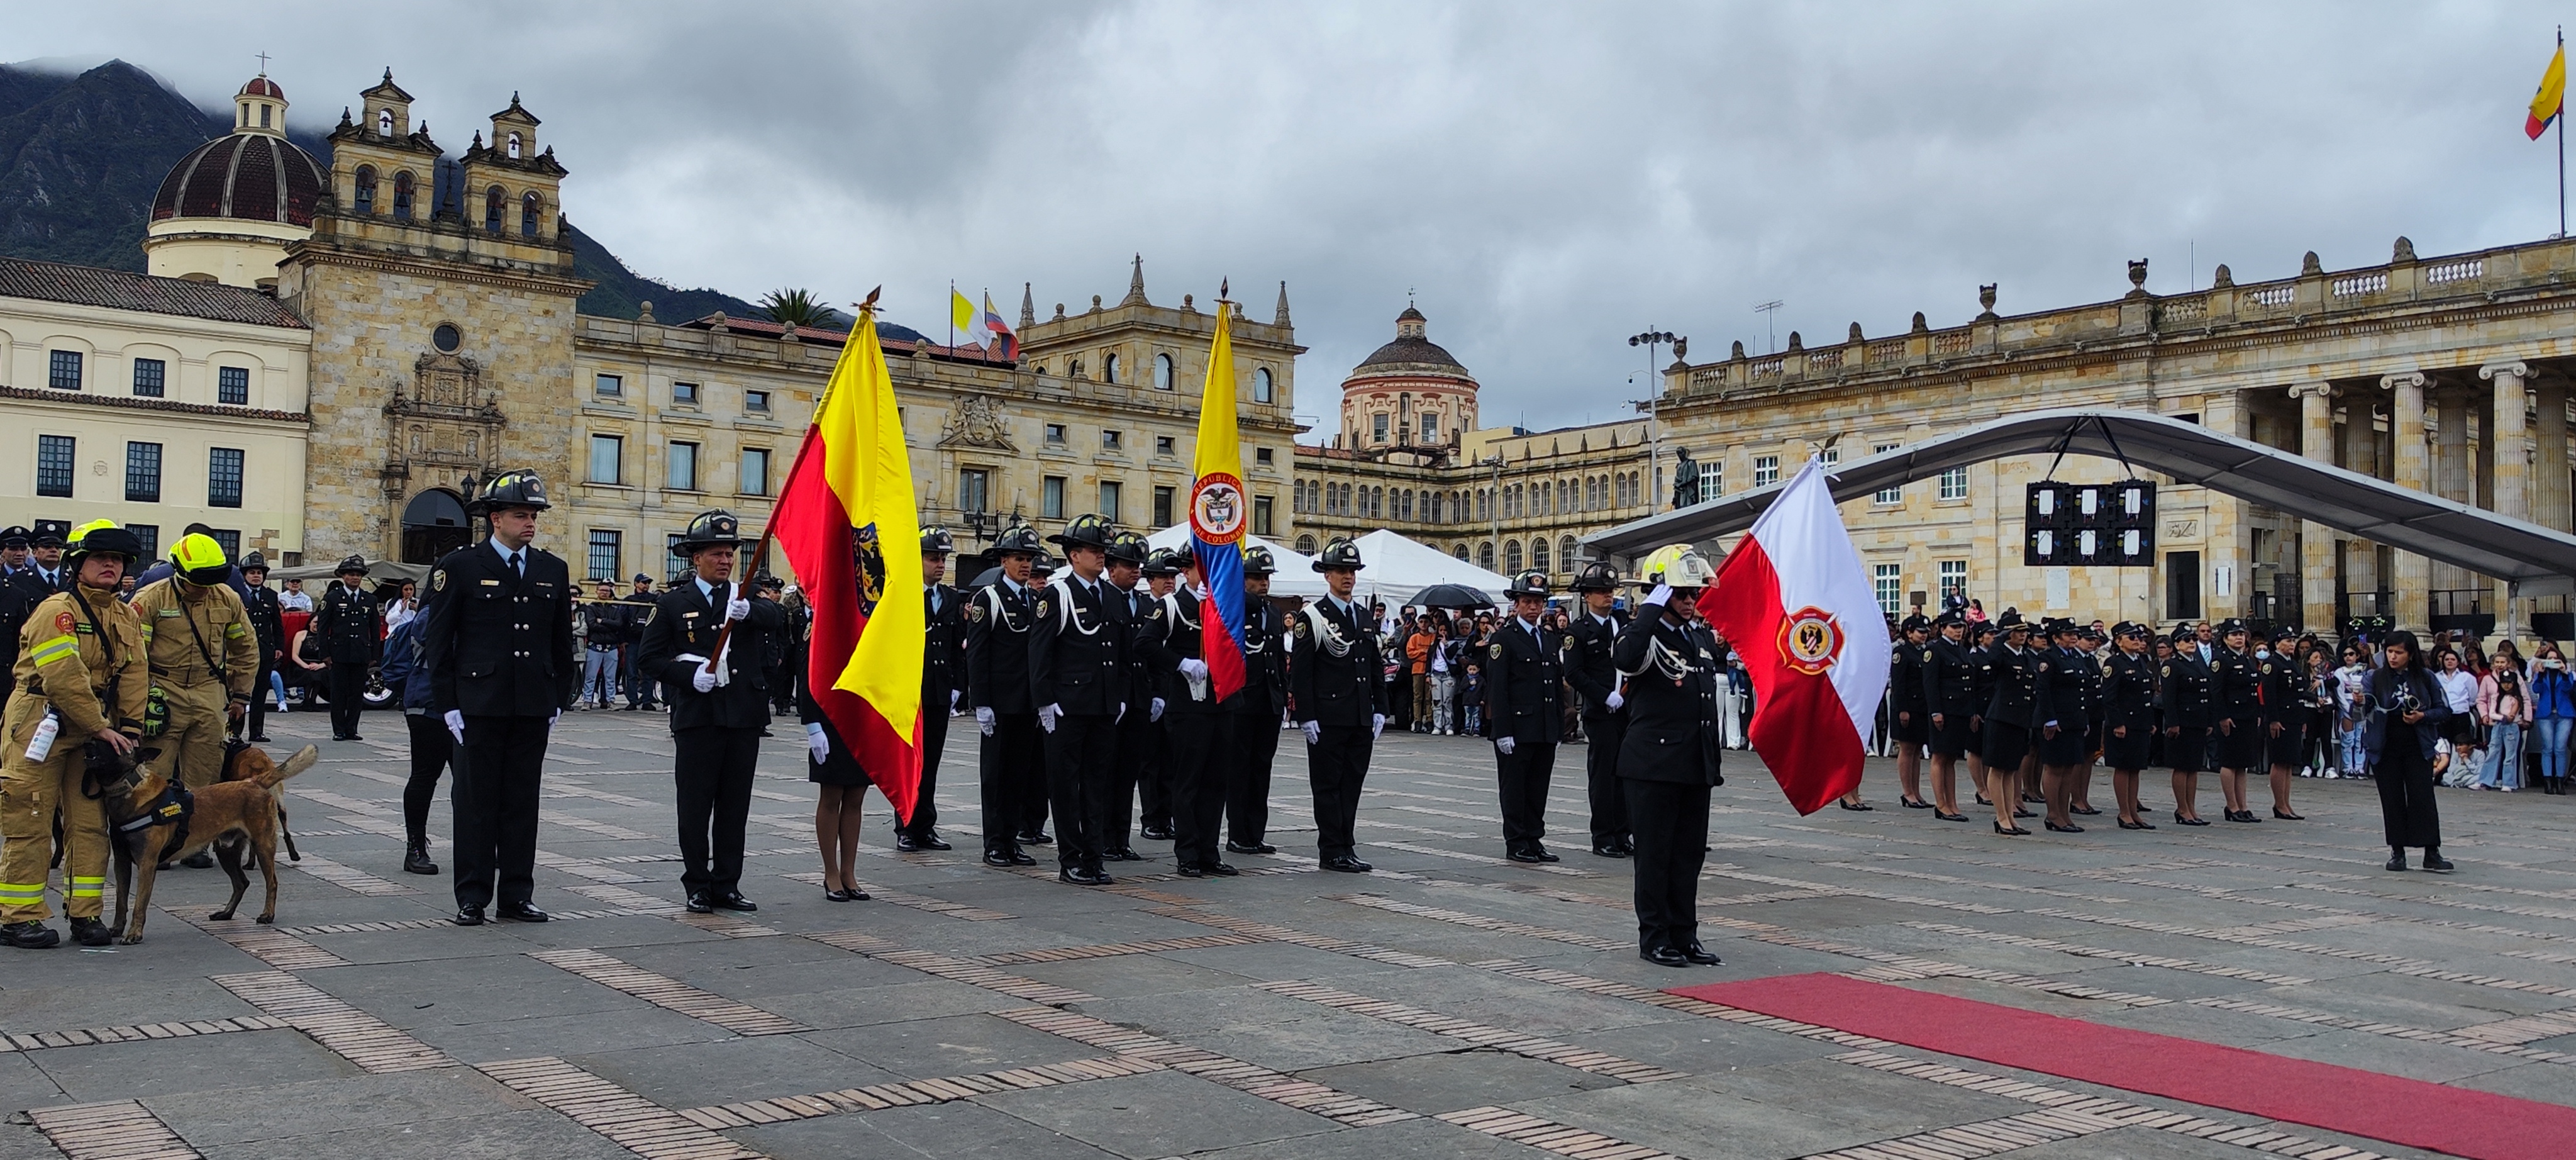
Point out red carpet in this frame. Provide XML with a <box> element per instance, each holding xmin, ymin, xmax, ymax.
<box><xmin>1672</xmin><ymin>973</ymin><xmax>2576</xmax><ymax>1160</ymax></box>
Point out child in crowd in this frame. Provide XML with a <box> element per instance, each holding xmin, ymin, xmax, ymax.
<box><xmin>1460</xmin><ymin>661</ymin><xmax>1484</xmax><ymax>737</ymax></box>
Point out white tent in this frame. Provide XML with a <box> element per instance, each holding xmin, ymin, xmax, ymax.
<box><xmin>1143</xmin><ymin>525</ymin><xmax>1330</xmax><ymax>600</ymax></box>
<box><xmin>1347</xmin><ymin>528</ymin><xmax>1514</xmax><ymax>611</ymax></box>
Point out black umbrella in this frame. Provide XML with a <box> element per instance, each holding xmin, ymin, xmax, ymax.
<box><xmin>969</xmin><ymin>565</ymin><xmax>1005</xmax><ymax>590</ymax></box>
<box><xmin>1411</xmin><ymin>583</ymin><xmax>1496</xmax><ymax>610</ymax></box>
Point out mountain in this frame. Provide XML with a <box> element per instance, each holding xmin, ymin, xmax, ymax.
<box><xmin>0</xmin><ymin>57</ymin><xmax>904</xmax><ymax>335</ymax></box>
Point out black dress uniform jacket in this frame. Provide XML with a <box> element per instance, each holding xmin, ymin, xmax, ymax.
<box><xmin>966</xmin><ymin>577</ymin><xmax>1046</xmax><ymax>855</ymax></box>
<box><xmin>1923</xmin><ymin>636</ymin><xmax>1980</xmax><ymax>756</ymax></box>
<box><xmin>922</xmin><ymin>582</ymin><xmax>967</xmax><ymax>710</ymax></box>
<box><xmin>1482</xmin><ymin>618</ymin><xmax>1567</xmax><ymax>745</ymax></box>
<box><xmin>636</xmin><ymin>579</ymin><xmax>786</xmax><ymax>731</ymax></box>
<box><xmin>1890</xmin><ymin>642</ymin><xmax>1931</xmax><ymax>742</ymax></box>
<box><xmin>1227</xmin><ymin>595</ymin><xmax>1288</xmax><ymax>847</ymax></box>
<box><xmin>2036</xmin><ymin>645</ymin><xmax>2095</xmax><ymax>765</ymax></box>
<box><xmin>966</xmin><ymin>581</ymin><xmax>1038</xmax><ymax>715</ymax></box>
<box><xmin>2258</xmin><ymin>649</ymin><xmax>2311</xmax><ymax>769</ymax></box>
<box><xmin>2211</xmin><ymin>645</ymin><xmax>2265</xmax><ymax>769</ymax></box>
<box><xmin>1565</xmin><ymin>610</ymin><xmax>1625</xmax><ymax>715</ymax></box>
<box><xmin>1291</xmin><ymin>597</ymin><xmax>1384</xmax><ymax>727</ymax></box>
<box><xmin>1030</xmin><ymin>576</ymin><xmax>1130</xmax><ymax>715</ymax></box>
<box><xmin>1135</xmin><ymin>587</ymin><xmax>1236</xmax><ymax>868</ymax></box>
<box><xmin>1565</xmin><ymin>608</ymin><xmax>1631</xmax><ymax>848</ymax></box>
<box><xmin>1611</xmin><ymin>607</ymin><xmax>1722</xmax><ymax>956</ymax></box>
<box><xmin>421</xmin><ymin>544</ymin><xmax>577</xmax><ymax>718</ymax></box>
<box><xmin>2099</xmin><ymin>650</ymin><xmax>2159</xmax><ymax>769</ymax></box>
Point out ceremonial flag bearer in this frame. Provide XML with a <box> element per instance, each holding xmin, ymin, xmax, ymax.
<box><xmin>638</xmin><ymin>510</ymin><xmax>786</xmax><ymax>913</ymax></box>
<box><xmin>1616</xmin><ymin>545</ymin><xmax>1724</xmax><ymax>969</ymax></box>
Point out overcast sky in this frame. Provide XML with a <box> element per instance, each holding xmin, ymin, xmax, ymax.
<box><xmin>16</xmin><ymin>2</ymin><xmax>2568</xmax><ymax>439</ymax></box>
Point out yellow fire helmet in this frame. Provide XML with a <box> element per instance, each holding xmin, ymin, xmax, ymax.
<box><xmin>170</xmin><ymin>532</ymin><xmax>231</xmax><ymax>586</ymax></box>
<box><xmin>1639</xmin><ymin>544</ymin><xmax>1718</xmax><ymax>589</ymax></box>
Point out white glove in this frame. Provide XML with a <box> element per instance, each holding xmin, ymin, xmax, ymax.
<box><xmin>443</xmin><ymin>710</ymin><xmax>465</xmax><ymax>745</ymax></box>
<box><xmin>1496</xmin><ymin>736</ymin><xmax>1516</xmax><ymax>756</ymax></box>
<box><xmin>725</xmin><ymin>598</ymin><xmax>751</xmax><ymax>622</ymax></box>
<box><xmin>975</xmin><ymin>705</ymin><xmax>996</xmax><ymax>735</ymax></box>
<box><xmin>1040</xmin><ymin>703</ymin><xmax>1060</xmax><ymax>733</ymax></box>
<box><xmin>1605</xmin><ymin>689</ymin><xmax>1625</xmax><ymax>711</ymax></box>
<box><xmin>1150</xmin><ymin>697</ymin><xmax>1166</xmax><ymax>722</ymax></box>
<box><xmin>692</xmin><ymin>666</ymin><xmax>718</xmax><ymax>693</ymax></box>
<box><xmin>1116</xmin><ymin>703</ymin><xmax>1126</xmax><ymax>725</ymax></box>
<box><xmin>1371</xmin><ymin>713</ymin><xmax>1386</xmax><ymax>739</ymax></box>
<box><xmin>806</xmin><ymin>723</ymin><xmax>830</xmax><ymax>762</ymax></box>
<box><xmin>1178</xmin><ymin>658</ymin><xmax>1210</xmax><ymax>681</ymax></box>
<box><xmin>549</xmin><ymin>709</ymin><xmax>561</xmax><ymax>728</ymax></box>
<box><xmin>1645</xmin><ymin>584</ymin><xmax>1675</xmax><ymax>609</ymax></box>
<box><xmin>949</xmin><ymin>689</ymin><xmax>962</xmax><ymax>714</ymax></box>
<box><xmin>1301</xmin><ymin>720</ymin><xmax>1323</xmax><ymax>745</ymax></box>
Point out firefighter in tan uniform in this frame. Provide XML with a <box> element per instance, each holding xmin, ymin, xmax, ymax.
<box><xmin>128</xmin><ymin>533</ymin><xmax>259</xmax><ymax>869</ymax></box>
<box><xmin>0</xmin><ymin>520</ymin><xmax>150</xmax><ymax>949</ymax></box>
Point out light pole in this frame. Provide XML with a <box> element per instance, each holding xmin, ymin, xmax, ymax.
<box><xmin>1628</xmin><ymin>329</ymin><xmax>1682</xmax><ymax>508</ymax></box>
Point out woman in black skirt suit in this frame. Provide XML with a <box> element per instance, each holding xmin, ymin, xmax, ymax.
<box><xmin>802</xmin><ymin>679</ymin><xmax>875</xmax><ymax>902</ymax></box>
<box><xmin>2160</xmin><ymin>624</ymin><xmax>2214</xmax><ymax>825</ymax></box>
<box><xmin>2100</xmin><ymin>623</ymin><xmax>2159</xmax><ymax>828</ymax></box>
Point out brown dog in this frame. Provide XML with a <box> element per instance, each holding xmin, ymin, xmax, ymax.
<box><xmin>106</xmin><ymin>744</ymin><xmax>316</xmax><ymax>945</ymax></box>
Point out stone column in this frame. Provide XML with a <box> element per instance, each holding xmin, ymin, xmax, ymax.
<box><xmin>2536</xmin><ymin>372</ymin><xmax>2570</xmax><ymax>533</ymax></box>
<box><xmin>2483</xmin><ymin>360</ymin><xmax>2532</xmax><ymax>630</ymax></box>
<box><xmin>2339</xmin><ymin>391</ymin><xmax>2380</xmax><ymax>596</ymax></box>
<box><xmin>2290</xmin><ymin>382</ymin><xmax>2339</xmax><ymax>633</ymax></box>
<box><xmin>2387</xmin><ymin>372</ymin><xmax>2430</xmax><ymax>631</ymax></box>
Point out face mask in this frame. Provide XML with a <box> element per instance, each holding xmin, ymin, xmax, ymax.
<box><xmin>2256</xmin><ymin>649</ymin><xmax>2270</xmax><ymax>659</ymax></box>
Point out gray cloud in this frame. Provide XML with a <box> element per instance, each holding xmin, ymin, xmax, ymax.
<box><xmin>16</xmin><ymin>1</ymin><xmax>2562</xmax><ymax>437</ymax></box>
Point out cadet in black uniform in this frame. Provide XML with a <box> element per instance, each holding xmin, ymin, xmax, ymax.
<box><xmin>637</xmin><ymin>510</ymin><xmax>786</xmax><ymax>913</ymax></box>
<box><xmin>419</xmin><ymin>470</ymin><xmax>577</xmax><ymax>925</ymax></box>
<box><xmin>1920</xmin><ymin>612</ymin><xmax>1977</xmax><ymax>822</ymax></box>
<box><xmin>1563</xmin><ymin>562</ymin><xmax>1631</xmax><ymax>857</ymax></box>
<box><xmin>1484</xmin><ymin>569</ymin><xmax>1567</xmax><ymax>862</ymax></box>
<box><xmin>1226</xmin><ymin>546</ymin><xmax>1288</xmax><ymax>855</ymax></box>
<box><xmin>967</xmin><ymin>524</ymin><xmax>1046</xmax><ymax>868</ymax></box>
<box><xmin>903</xmin><ymin>526</ymin><xmax>966</xmax><ymax>852</ymax></box>
<box><xmin>1889</xmin><ymin>615</ymin><xmax>1933</xmax><ymax>810</ymax></box>
<box><xmin>310</xmin><ymin>555</ymin><xmax>382</xmax><ymax>740</ymax></box>
<box><xmin>1291</xmin><ymin>537</ymin><xmax>1384</xmax><ymax>873</ymax></box>
<box><xmin>1967</xmin><ymin>622</ymin><xmax>2000</xmax><ymax>806</ymax></box>
<box><xmin>1615</xmin><ymin>545</ymin><xmax>1723</xmax><ymax>969</ymax></box>
<box><xmin>2099</xmin><ymin>622</ymin><xmax>2160</xmax><ymax>830</ymax></box>
<box><xmin>2260</xmin><ymin>625</ymin><xmax>2311</xmax><ymax>822</ymax></box>
<box><xmin>1030</xmin><ymin>515</ymin><xmax>1130</xmax><ymax>886</ymax></box>
<box><xmin>0</xmin><ymin>526</ymin><xmax>42</xmax><ymax>703</ymax></box>
<box><xmin>2036</xmin><ymin>619</ymin><xmax>2093</xmax><ymax>833</ymax></box>
<box><xmin>2160</xmin><ymin>623</ymin><xmax>2214</xmax><ymax>825</ymax></box>
<box><xmin>239</xmin><ymin>552</ymin><xmax>285</xmax><ymax>742</ymax></box>
<box><xmin>1135</xmin><ymin>548</ymin><xmax>1238</xmax><ymax>878</ymax></box>
<box><xmin>1133</xmin><ymin>555</ymin><xmax>1180</xmax><ymax>842</ymax></box>
<box><xmin>2210</xmin><ymin>619</ymin><xmax>2265</xmax><ymax>823</ymax></box>
<box><xmin>1980</xmin><ymin>613</ymin><xmax>2041</xmax><ymax>834</ymax></box>
<box><xmin>1099</xmin><ymin>535</ymin><xmax>1159</xmax><ymax>862</ymax></box>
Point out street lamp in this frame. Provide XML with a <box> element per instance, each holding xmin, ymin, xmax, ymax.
<box><xmin>1628</xmin><ymin>329</ymin><xmax>1685</xmax><ymax>508</ymax></box>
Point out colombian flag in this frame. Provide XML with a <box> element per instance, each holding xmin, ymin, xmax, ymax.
<box><xmin>2529</xmin><ymin>42</ymin><xmax>2565</xmax><ymax>140</ymax></box>
<box><xmin>771</xmin><ymin>303</ymin><xmax>926</xmax><ymax>822</ymax></box>
<box><xmin>1187</xmin><ymin>296</ymin><xmax>1251</xmax><ymax>701</ymax></box>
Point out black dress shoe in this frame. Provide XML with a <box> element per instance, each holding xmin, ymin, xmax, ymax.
<box><xmin>1640</xmin><ymin>945</ymin><xmax>1690</xmax><ymax>968</ymax></box>
<box><xmin>1838</xmin><ymin>800</ymin><xmax>1875</xmax><ymax>811</ymax></box>
<box><xmin>1934</xmin><ymin>810</ymin><xmax>1969</xmax><ymax>822</ymax></box>
<box><xmin>1591</xmin><ymin>844</ymin><xmax>1631</xmax><ymax>858</ymax></box>
<box><xmin>1680</xmin><ymin>940</ymin><xmax>1721</xmax><ymax>966</ymax></box>
<box><xmin>1204</xmin><ymin>862</ymin><xmax>1239</xmax><ymax>876</ymax></box>
<box><xmin>2386</xmin><ymin>852</ymin><xmax>2408</xmax><ymax>871</ymax></box>
<box><xmin>1021</xmin><ymin>830</ymin><xmax>1054</xmax><ymax>845</ymax></box>
<box><xmin>713</xmin><ymin>892</ymin><xmax>758</xmax><ymax>912</ymax></box>
<box><xmin>1138</xmin><ymin>825</ymin><xmax>1174</xmax><ymax>841</ymax></box>
<box><xmin>496</xmin><ymin>901</ymin><xmax>549</xmax><ymax>922</ymax></box>
<box><xmin>894</xmin><ymin>835</ymin><xmax>923</xmax><ymax>852</ymax></box>
<box><xmin>823</xmin><ymin>888</ymin><xmax>854</xmax><ymax>901</ymax></box>
<box><xmin>1226</xmin><ymin>840</ymin><xmax>1276</xmax><ymax>855</ymax></box>
<box><xmin>2175</xmin><ymin>813</ymin><xmax>2210</xmax><ymax>826</ymax></box>
<box><xmin>1177</xmin><ymin>864</ymin><xmax>1206</xmax><ymax>878</ymax></box>
<box><xmin>250</xmin><ymin>735</ymin><xmax>272</xmax><ymax>743</ymax></box>
<box><xmin>453</xmin><ymin>906</ymin><xmax>486</xmax><ymax>927</ymax></box>
<box><xmin>1059</xmin><ymin>866</ymin><xmax>1109</xmax><ymax>886</ymax></box>
<box><xmin>1321</xmin><ymin>855</ymin><xmax>1373</xmax><ymax>873</ymax></box>
<box><xmin>2044</xmin><ymin>821</ymin><xmax>2085</xmax><ymax>834</ymax></box>
<box><xmin>2228</xmin><ymin>810</ymin><xmax>2262</xmax><ymax>823</ymax></box>
<box><xmin>1617</xmin><ymin>837</ymin><xmax>1636</xmax><ymax>854</ymax></box>
<box><xmin>2422</xmin><ymin>851</ymin><xmax>2455</xmax><ymax>872</ymax></box>
<box><xmin>1900</xmin><ymin>797</ymin><xmax>1931</xmax><ymax>809</ymax></box>
<box><xmin>914</xmin><ymin>832</ymin><xmax>953</xmax><ymax>850</ymax></box>
<box><xmin>1507</xmin><ymin>848</ymin><xmax>1546</xmax><ymax>863</ymax></box>
<box><xmin>1993</xmin><ymin>822</ymin><xmax>2031</xmax><ymax>836</ymax></box>
<box><xmin>2272</xmin><ymin>809</ymin><xmax>2304</xmax><ymax>820</ymax></box>
<box><xmin>1103</xmin><ymin>847</ymin><xmax>1146</xmax><ymax>862</ymax></box>
<box><xmin>2118</xmin><ymin>818</ymin><xmax>2156</xmax><ymax>830</ymax></box>
<box><xmin>685</xmin><ymin>893</ymin><xmax>715</xmax><ymax>914</ymax></box>
<box><xmin>2070</xmin><ymin>805</ymin><xmax>2102</xmax><ymax>815</ymax></box>
<box><xmin>402</xmin><ymin>841</ymin><xmax>438</xmax><ymax>876</ymax></box>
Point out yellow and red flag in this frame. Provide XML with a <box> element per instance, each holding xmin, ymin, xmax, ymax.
<box><xmin>2529</xmin><ymin>41</ymin><xmax>2565</xmax><ymax>140</ymax></box>
<box><xmin>770</xmin><ymin>301</ymin><xmax>925</xmax><ymax>822</ymax></box>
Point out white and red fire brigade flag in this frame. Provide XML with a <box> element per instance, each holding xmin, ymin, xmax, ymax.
<box><xmin>1697</xmin><ymin>457</ymin><xmax>1892</xmax><ymax>814</ymax></box>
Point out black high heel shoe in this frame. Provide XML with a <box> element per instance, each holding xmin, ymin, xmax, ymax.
<box><xmin>2044</xmin><ymin>820</ymin><xmax>2085</xmax><ymax>834</ymax></box>
<box><xmin>2118</xmin><ymin>817</ymin><xmax>2156</xmax><ymax>830</ymax></box>
<box><xmin>2271</xmin><ymin>808</ymin><xmax>2304</xmax><ymax>820</ymax></box>
<box><xmin>2175</xmin><ymin>811</ymin><xmax>2210</xmax><ymax>826</ymax></box>
<box><xmin>1901</xmin><ymin>797</ymin><xmax>1931</xmax><ymax>809</ymax></box>
<box><xmin>1993</xmin><ymin>820</ymin><xmax>2031</xmax><ymax>836</ymax></box>
<box><xmin>1934</xmin><ymin>810</ymin><xmax>1969</xmax><ymax>822</ymax></box>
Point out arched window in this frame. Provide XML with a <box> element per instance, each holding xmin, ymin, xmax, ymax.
<box><xmin>1540</xmin><ymin>481</ymin><xmax>1552</xmax><ymax>515</ymax></box>
<box><xmin>484</xmin><ymin>186</ymin><xmax>504</xmax><ymax>233</ymax></box>
<box><xmin>1102</xmin><ymin>353</ymin><xmax>1119</xmax><ymax>384</ymax></box>
<box><xmin>506</xmin><ymin>131</ymin><xmax>523</xmax><ymax>159</ymax></box>
<box><xmin>1477</xmin><ymin>489</ymin><xmax>1490</xmax><ymax>521</ymax></box>
<box><xmin>1531</xmin><ymin>538</ymin><xmax>1550</xmax><ymax>574</ymax></box>
<box><xmin>1479</xmin><ymin>541</ymin><xmax>1495</xmax><ymax>569</ymax></box>
<box><xmin>1560</xmin><ymin>537</ymin><xmax>1578</xmax><ymax>569</ymax></box>
<box><xmin>391</xmin><ymin>171</ymin><xmax>416</xmax><ymax>220</ymax></box>
<box><xmin>1505</xmin><ymin>540</ymin><xmax>1524</xmax><ymax>574</ymax></box>
<box><xmin>1453</xmin><ymin>544</ymin><xmax>1469</xmax><ymax>561</ymax></box>
<box><xmin>352</xmin><ymin>166</ymin><xmax>377</xmax><ymax>215</ymax></box>
<box><xmin>521</xmin><ymin>192</ymin><xmax>541</xmax><ymax>237</ymax></box>
<box><xmin>1254</xmin><ymin>367</ymin><xmax>1274</xmax><ymax>403</ymax></box>
<box><xmin>377</xmin><ymin>108</ymin><xmax>394</xmax><ymax>136</ymax></box>
<box><xmin>1153</xmin><ymin>353</ymin><xmax>1174</xmax><ymax>391</ymax></box>
<box><xmin>1297</xmin><ymin>535</ymin><xmax>1318</xmax><ymax>555</ymax></box>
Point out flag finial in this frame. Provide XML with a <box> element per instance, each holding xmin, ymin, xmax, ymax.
<box><xmin>855</xmin><ymin>286</ymin><xmax>880</xmax><ymax>315</ymax></box>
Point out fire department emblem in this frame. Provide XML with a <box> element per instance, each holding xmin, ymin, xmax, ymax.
<box><xmin>1191</xmin><ymin>472</ymin><xmax>1246</xmax><ymax>545</ymax></box>
<box><xmin>1775</xmin><ymin>606</ymin><xmax>1844</xmax><ymax>676</ymax></box>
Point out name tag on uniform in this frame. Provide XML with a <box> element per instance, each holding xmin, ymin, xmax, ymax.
<box><xmin>481</xmin><ymin>579</ymin><xmax>500</xmax><ymax>586</ymax></box>
<box><xmin>157</xmin><ymin>608</ymin><xmax>184</xmax><ymax>618</ymax></box>
<box><xmin>684</xmin><ymin>611</ymin><xmax>699</xmax><ymax>619</ymax></box>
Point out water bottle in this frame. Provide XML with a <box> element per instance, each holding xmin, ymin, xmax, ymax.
<box><xmin>23</xmin><ymin>710</ymin><xmax>59</xmax><ymax>762</ymax></box>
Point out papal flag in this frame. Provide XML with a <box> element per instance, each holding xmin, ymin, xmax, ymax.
<box><xmin>1187</xmin><ymin>290</ymin><xmax>1251</xmax><ymax>701</ymax></box>
<box><xmin>770</xmin><ymin>295</ymin><xmax>925</xmax><ymax>822</ymax></box>
<box><xmin>2530</xmin><ymin>40</ymin><xmax>2565</xmax><ymax>140</ymax></box>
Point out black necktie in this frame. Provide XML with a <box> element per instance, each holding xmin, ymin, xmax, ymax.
<box><xmin>509</xmin><ymin>552</ymin><xmax>523</xmax><ymax>578</ymax></box>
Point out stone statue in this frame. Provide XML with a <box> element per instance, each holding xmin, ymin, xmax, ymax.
<box><xmin>1671</xmin><ymin>448</ymin><xmax>1698</xmax><ymax>510</ymax></box>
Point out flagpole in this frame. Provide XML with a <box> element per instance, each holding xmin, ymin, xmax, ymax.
<box><xmin>2560</xmin><ymin>26</ymin><xmax>2566</xmax><ymax>239</ymax></box>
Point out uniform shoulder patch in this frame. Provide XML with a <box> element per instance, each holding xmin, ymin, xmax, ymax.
<box><xmin>1489</xmin><ymin>642</ymin><xmax>1504</xmax><ymax>659</ymax></box>
<box><xmin>643</xmin><ymin>605</ymin><xmax>658</xmax><ymax>627</ymax></box>
<box><xmin>963</xmin><ymin>603</ymin><xmax>984</xmax><ymax>623</ymax></box>
<box><xmin>55</xmin><ymin>610</ymin><xmax>74</xmax><ymax>633</ymax></box>
<box><xmin>1293</xmin><ymin>618</ymin><xmax>1309</xmax><ymax>638</ymax></box>
<box><xmin>2160</xmin><ymin>665</ymin><xmax>2171</xmax><ymax>678</ymax></box>
<box><xmin>1922</xmin><ymin>649</ymin><xmax>1933</xmax><ymax>662</ymax></box>
<box><xmin>1560</xmin><ymin>635</ymin><xmax>1574</xmax><ymax>652</ymax></box>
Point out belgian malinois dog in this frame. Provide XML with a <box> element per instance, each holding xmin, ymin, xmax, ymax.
<box><xmin>106</xmin><ymin>744</ymin><xmax>316</xmax><ymax>945</ymax></box>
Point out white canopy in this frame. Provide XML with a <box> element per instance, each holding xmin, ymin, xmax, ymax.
<box><xmin>1143</xmin><ymin>525</ymin><xmax>1330</xmax><ymax>600</ymax></box>
<box><xmin>1346</xmin><ymin>528</ymin><xmax>1515</xmax><ymax>610</ymax></box>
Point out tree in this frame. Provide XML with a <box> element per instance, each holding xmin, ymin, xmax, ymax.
<box><xmin>758</xmin><ymin>287</ymin><xmax>837</xmax><ymax>330</ymax></box>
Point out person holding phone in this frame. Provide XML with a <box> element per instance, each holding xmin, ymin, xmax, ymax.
<box><xmin>2365</xmin><ymin>631</ymin><xmax>2451</xmax><ymax>873</ymax></box>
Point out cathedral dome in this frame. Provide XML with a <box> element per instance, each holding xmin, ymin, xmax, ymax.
<box><xmin>1355</xmin><ymin>304</ymin><xmax>1469</xmax><ymax>375</ymax></box>
<box><xmin>150</xmin><ymin>133</ymin><xmax>326</xmax><ymax>227</ymax></box>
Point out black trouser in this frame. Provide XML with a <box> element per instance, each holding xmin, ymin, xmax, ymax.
<box><xmin>452</xmin><ymin>714</ymin><xmax>550</xmax><ymax>910</ymax></box>
<box><xmin>979</xmin><ymin>711</ymin><xmax>1043</xmax><ymax>856</ymax></box>
<box><xmin>1624</xmin><ymin>778</ymin><xmax>1711</xmax><ymax>952</ymax></box>
<box><xmin>1307</xmin><ymin>723</ymin><xmax>1374</xmax><ymax>859</ymax></box>
<box><xmin>327</xmin><ymin>661</ymin><xmax>367</xmax><ymax>737</ymax></box>
<box><xmin>402</xmin><ymin>711</ymin><xmax>453</xmax><ymax>843</ymax></box>
<box><xmin>1106</xmin><ymin>708</ymin><xmax>1157</xmax><ymax>849</ymax></box>
<box><xmin>2375</xmin><ymin>737</ymin><xmax>2441</xmax><ymax>849</ymax></box>
<box><xmin>901</xmin><ymin>708</ymin><xmax>945</xmax><ymax>839</ymax></box>
<box><xmin>1496</xmin><ymin>738</ymin><xmax>1558</xmax><ymax>850</ymax></box>
<box><xmin>1583</xmin><ymin>711</ymin><xmax>1629</xmax><ymax>847</ymax></box>
<box><xmin>1226</xmin><ymin>707</ymin><xmax>1280</xmax><ymax>846</ymax></box>
<box><xmin>1167</xmin><ymin>711</ymin><xmax>1235</xmax><ymax>868</ymax></box>
<box><xmin>1137</xmin><ymin>717</ymin><xmax>1172</xmax><ymax>835</ymax></box>
<box><xmin>674</xmin><ymin>726</ymin><xmax>760</xmax><ymax>896</ymax></box>
<box><xmin>1043</xmin><ymin>713</ymin><xmax>1116</xmax><ymax>873</ymax></box>
<box><xmin>248</xmin><ymin>664</ymin><xmax>274</xmax><ymax>738</ymax></box>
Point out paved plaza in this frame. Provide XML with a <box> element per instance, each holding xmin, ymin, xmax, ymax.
<box><xmin>1</xmin><ymin>707</ymin><xmax>2572</xmax><ymax>1160</ymax></box>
